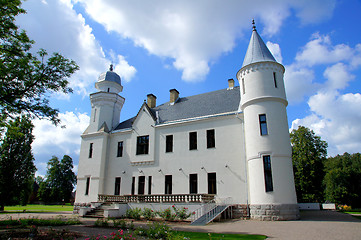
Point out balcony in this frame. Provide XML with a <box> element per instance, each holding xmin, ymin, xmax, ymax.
<box><xmin>98</xmin><ymin>194</ymin><xmax>215</xmax><ymax>203</ymax></box>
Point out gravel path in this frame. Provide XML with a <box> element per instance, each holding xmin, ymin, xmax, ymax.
<box><xmin>1</xmin><ymin>210</ymin><xmax>360</xmax><ymax>239</ymax></box>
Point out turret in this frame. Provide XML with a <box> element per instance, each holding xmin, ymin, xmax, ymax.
<box><xmin>237</xmin><ymin>21</ymin><xmax>299</xmax><ymax>220</ymax></box>
<box><xmin>87</xmin><ymin>65</ymin><xmax>125</xmax><ymax>133</ymax></box>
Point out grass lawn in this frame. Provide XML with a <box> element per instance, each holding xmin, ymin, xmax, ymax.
<box><xmin>174</xmin><ymin>231</ymin><xmax>267</xmax><ymax>240</ymax></box>
<box><xmin>2</xmin><ymin>204</ymin><xmax>73</xmax><ymax>213</ymax></box>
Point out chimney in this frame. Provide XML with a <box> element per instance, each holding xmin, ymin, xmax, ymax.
<box><xmin>169</xmin><ymin>89</ymin><xmax>179</xmax><ymax>104</ymax></box>
<box><xmin>228</xmin><ymin>78</ymin><xmax>235</xmax><ymax>89</ymax></box>
<box><xmin>147</xmin><ymin>94</ymin><xmax>157</xmax><ymax>108</ymax></box>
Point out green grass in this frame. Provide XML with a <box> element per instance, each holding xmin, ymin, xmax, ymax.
<box><xmin>174</xmin><ymin>231</ymin><xmax>267</xmax><ymax>240</ymax></box>
<box><xmin>2</xmin><ymin>204</ymin><xmax>73</xmax><ymax>213</ymax></box>
<box><xmin>0</xmin><ymin>217</ymin><xmax>81</xmax><ymax>227</ymax></box>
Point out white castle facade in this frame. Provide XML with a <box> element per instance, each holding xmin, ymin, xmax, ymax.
<box><xmin>75</xmin><ymin>26</ymin><xmax>299</xmax><ymax>221</ymax></box>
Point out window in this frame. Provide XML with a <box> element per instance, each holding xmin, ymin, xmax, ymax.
<box><xmin>208</xmin><ymin>173</ymin><xmax>217</xmax><ymax>194</ymax></box>
<box><xmin>207</xmin><ymin>129</ymin><xmax>215</xmax><ymax>148</ymax></box>
<box><xmin>263</xmin><ymin>155</ymin><xmax>274</xmax><ymax>192</ymax></box>
<box><xmin>165</xmin><ymin>175</ymin><xmax>172</xmax><ymax>194</ymax></box>
<box><xmin>189</xmin><ymin>132</ymin><xmax>197</xmax><ymax>150</ymax></box>
<box><xmin>89</xmin><ymin>143</ymin><xmax>93</xmax><ymax>158</ymax></box>
<box><xmin>85</xmin><ymin>177</ymin><xmax>90</xmax><ymax>195</ymax></box>
<box><xmin>131</xmin><ymin>177</ymin><xmax>135</xmax><ymax>195</ymax></box>
<box><xmin>242</xmin><ymin>78</ymin><xmax>245</xmax><ymax>94</ymax></box>
<box><xmin>114</xmin><ymin>177</ymin><xmax>121</xmax><ymax>195</ymax></box>
<box><xmin>259</xmin><ymin>114</ymin><xmax>268</xmax><ymax>136</ymax></box>
<box><xmin>93</xmin><ymin>109</ymin><xmax>97</xmax><ymax>122</ymax></box>
<box><xmin>189</xmin><ymin>174</ymin><xmax>198</xmax><ymax>194</ymax></box>
<box><xmin>273</xmin><ymin>72</ymin><xmax>278</xmax><ymax>88</ymax></box>
<box><xmin>138</xmin><ymin>176</ymin><xmax>145</xmax><ymax>195</ymax></box>
<box><xmin>166</xmin><ymin>135</ymin><xmax>173</xmax><ymax>153</ymax></box>
<box><xmin>136</xmin><ymin>135</ymin><xmax>149</xmax><ymax>155</ymax></box>
<box><xmin>117</xmin><ymin>141</ymin><xmax>123</xmax><ymax>157</ymax></box>
<box><xmin>148</xmin><ymin>176</ymin><xmax>152</xmax><ymax>195</ymax></box>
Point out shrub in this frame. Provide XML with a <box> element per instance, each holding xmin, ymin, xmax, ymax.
<box><xmin>172</xmin><ymin>205</ymin><xmax>192</xmax><ymax>221</ymax></box>
<box><xmin>142</xmin><ymin>207</ymin><xmax>155</xmax><ymax>220</ymax></box>
<box><xmin>135</xmin><ymin>221</ymin><xmax>172</xmax><ymax>239</ymax></box>
<box><xmin>94</xmin><ymin>218</ymin><xmax>109</xmax><ymax>227</ymax></box>
<box><xmin>157</xmin><ymin>208</ymin><xmax>176</xmax><ymax>221</ymax></box>
<box><xmin>112</xmin><ymin>219</ymin><xmax>127</xmax><ymax>229</ymax></box>
<box><xmin>338</xmin><ymin>204</ymin><xmax>352</xmax><ymax>211</ymax></box>
<box><xmin>125</xmin><ymin>208</ymin><xmax>142</xmax><ymax>220</ymax></box>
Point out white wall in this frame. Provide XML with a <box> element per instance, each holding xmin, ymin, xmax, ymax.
<box><xmin>101</xmin><ymin>114</ymin><xmax>248</xmax><ymax>204</ymax></box>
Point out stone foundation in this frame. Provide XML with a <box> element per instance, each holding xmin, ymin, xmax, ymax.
<box><xmin>232</xmin><ymin>204</ymin><xmax>249</xmax><ymax>219</ymax></box>
<box><xmin>249</xmin><ymin>204</ymin><xmax>300</xmax><ymax>221</ymax></box>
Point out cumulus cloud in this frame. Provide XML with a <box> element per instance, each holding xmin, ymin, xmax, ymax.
<box><xmin>75</xmin><ymin>0</ymin><xmax>335</xmax><ymax>81</ymax></box>
<box><xmin>289</xmin><ymin>33</ymin><xmax>361</xmax><ymax>156</ymax></box>
<box><xmin>16</xmin><ymin>0</ymin><xmax>136</xmax><ymax>96</ymax></box>
<box><xmin>295</xmin><ymin>33</ymin><xmax>354</xmax><ymax>66</ymax></box>
<box><xmin>32</xmin><ymin>112</ymin><xmax>90</xmax><ymax>175</ymax></box>
<box><xmin>292</xmin><ymin>92</ymin><xmax>361</xmax><ymax>156</ymax></box>
<box><xmin>267</xmin><ymin>41</ymin><xmax>283</xmax><ymax>63</ymax></box>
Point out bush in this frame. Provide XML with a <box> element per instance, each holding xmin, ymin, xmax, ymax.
<box><xmin>142</xmin><ymin>207</ymin><xmax>155</xmax><ymax>220</ymax></box>
<box><xmin>94</xmin><ymin>218</ymin><xmax>109</xmax><ymax>227</ymax></box>
<box><xmin>338</xmin><ymin>204</ymin><xmax>352</xmax><ymax>211</ymax></box>
<box><xmin>112</xmin><ymin>219</ymin><xmax>127</xmax><ymax>229</ymax></box>
<box><xmin>135</xmin><ymin>221</ymin><xmax>172</xmax><ymax>239</ymax></box>
<box><xmin>125</xmin><ymin>208</ymin><xmax>142</xmax><ymax>220</ymax></box>
<box><xmin>172</xmin><ymin>205</ymin><xmax>192</xmax><ymax>221</ymax></box>
<box><xmin>157</xmin><ymin>208</ymin><xmax>176</xmax><ymax>221</ymax></box>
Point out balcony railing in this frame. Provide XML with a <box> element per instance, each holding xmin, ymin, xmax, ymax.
<box><xmin>98</xmin><ymin>194</ymin><xmax>215</xmax><ymax>203</ymax></box>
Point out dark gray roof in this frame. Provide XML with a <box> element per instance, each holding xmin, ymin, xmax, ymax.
<box><xmin>98</xmin><ymin>70</ymin><xmax>121</xmax><ymax>85</ymax></box>
<box><xmin>115</xmin><ymin>87</ymin><xmax>240</xmax><ymax>130</ymax></box>
<box><xmin>242</xmin><ymin>29</ymin><xmax>276</xmax><ymax>67</ymax></box>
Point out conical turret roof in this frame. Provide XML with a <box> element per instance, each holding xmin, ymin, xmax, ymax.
<box><xmin>242</xmin><ymin>24</ymin><xmax>277</xmax><ymax>67</ymax></box>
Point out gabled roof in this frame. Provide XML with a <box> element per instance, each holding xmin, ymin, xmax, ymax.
<box><xmin>242</xmin><ymin>28</ymin><xmax>276</xmax><ymax>67</ymax></box>
<box><xmin>115</xmin><ymin>87</ymin><xmax>240</xmax><ymax>130</ymax></box>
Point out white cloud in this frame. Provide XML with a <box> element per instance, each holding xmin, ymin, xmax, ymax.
<box><xmin>288</xmin><ymin>32</ymin><xmax>361</xmax><ymax>156</ymax></box>
<box><xmin>292</xmin><ymin>91</ymin><xmax>361</xmax><ymax>156</ymax></box>
<box><xmin>284</xmin><ymin>65</ymin><xmax>317</xmax><ymax>104</ymax></box>
<box><xmin>295</xmin><ymin>33</ymin><xmax>354</xmax><ymax>66</ymax></box>
<box><xmin>114</xmin><ymin>55</ymin><xmax>137</xmax><ymax>83</ymax></box>
<box><xmin>16</xmin><ymin>0</ymin><xmax>136</xmax><ymax>96</ymax></box>
<box><xmin>32</xmin><ymin>111</ymin><xmax>89</xmax><ymax>176</ymax></box>
<box><xmin>267</xmin><ymin>41</ymin><xmax>283</xmax><ymax>63</ymax></box>
<box><xmin>32</xmin><ymin>111</ymin><xmax>89</xmax><ymax>156</ymax></box>
<box><xmin>323</xmin><ymin>63</ymin><xmax>354</xmax><ymax>90</ymax></box>
<box><xmin>75</xmin><ymin>0</ymin><xmax>336</xmax><ymax>81</ymax></box>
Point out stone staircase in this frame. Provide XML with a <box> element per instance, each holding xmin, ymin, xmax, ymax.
<box><xmin>84</xmin><ymin>203</ymin><xmax>113</xmax><ymax>218</ymax></box>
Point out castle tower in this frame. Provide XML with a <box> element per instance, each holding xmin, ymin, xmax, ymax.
<box><xmin>88</xmin><ymin>64</ymin><xmax>125</xmax><ymax>133</ymax></box>
<box><xmin>75</xmin><ymin>65</ymin><xmax>125</xmax><ymax>204</ymax></box>
<box><xmin>237</xmin><ymin>22</ymin><xmax>299</xmax><ymax>220</ymax></box>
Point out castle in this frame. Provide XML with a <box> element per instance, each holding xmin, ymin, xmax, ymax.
<box><xmin>75</xmin><ymin>24</ymin><xmax>299</xmax><ymax>221</ymax></box>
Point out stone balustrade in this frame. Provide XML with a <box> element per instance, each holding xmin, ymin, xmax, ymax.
<box><xmin>98</xmin><ymin>193</ymin><xmax>215</xmax><ymax>203</ymax></box>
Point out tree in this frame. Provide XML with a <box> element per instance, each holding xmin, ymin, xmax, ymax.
<box><xmin>0</xmin><ymin>116</ymin><xmax>36</xmax><ymax>210</ymax></box>
<box><xmin>0</xmin><ymin>0</ymin><xmax>79</xmax><ymax>126</ymax></box>
<box><xmin>38</xmin><ymin>155</ymin><xmax>76</xmax><ymax>203</ymax></box>
<box><xmin>290</xmin><ymin>126</ymin><xmax>328</xmax><ymax>203</ymax></box>
<box><xmin>324</xmin><ymin>153</ymin><xmax>361</xmax><ymax>208</ymax></box>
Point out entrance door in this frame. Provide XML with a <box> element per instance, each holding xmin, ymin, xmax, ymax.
<box><xmin>208</xmin><ymin>172</ymin><xmax>217</xmax><ymax>194</ymax></box>
<box><xmin>138</xmin><ymin>176</ymin><xmax>145</xmax><ymax>195</ymax></box>
<box><xmin>165</xmin><ymin>175</ymin><xmax>172</xmax><ymax>194</ymax></box>
<box><xmin>114</xmin><ymin>177</ymin><xmax>121</xmax><ymax>195</ymax></box>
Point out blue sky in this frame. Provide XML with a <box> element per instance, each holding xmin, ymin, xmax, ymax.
<box><xmin>15</xmin><ymin>0</ymin><xmax>361</xmax><ymax>177</ymax></box>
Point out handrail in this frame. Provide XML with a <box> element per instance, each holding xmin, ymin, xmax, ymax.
<box><xmin>191</xmin><ymin>197</ymin><xmax>233</xmax><ymax>224</ymax></box>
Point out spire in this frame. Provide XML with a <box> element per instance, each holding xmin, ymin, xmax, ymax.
<box><xmin>242</xmin><ymin>20</ymin><xmax>277</xmax><ymax>67</ymax></box>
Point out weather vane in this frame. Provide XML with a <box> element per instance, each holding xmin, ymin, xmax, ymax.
<box><xmin>252</xmin><ymin>19</ymin><xmax>256</xmax><ymax>31</ymax></box>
